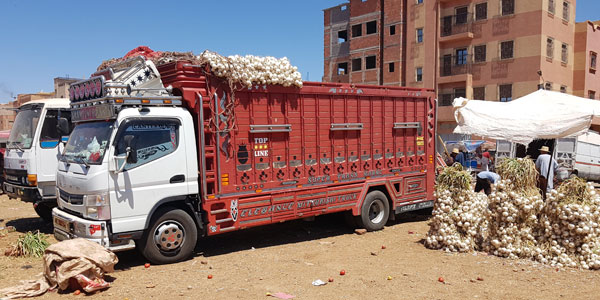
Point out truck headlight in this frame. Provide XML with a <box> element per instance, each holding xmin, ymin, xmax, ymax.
<box><xmin>83</xmin><ymin>192</ymin><xmax>110</xmax><ymax>220</ymax></box>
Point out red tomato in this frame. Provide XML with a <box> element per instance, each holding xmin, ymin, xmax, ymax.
<box><xmin>144</xmin><ymin>263</ymin><xmax>150</xmax><ymax>268</ymax></box>
<box><xmin>438</xmin><ymin>277</ymin><xmax>445</xmax><ymax>283</ymax></box>
<box><xmin>208</xmin><ymin>274</ymin><xmax>213</xmax><ymax>279</ymax></box>
<box><xmin>328</xmin><ymin>278</ymin><xmax>334</xmax><ymax>282</ymax></box>
<box><xmin>340</xmin><ymin>270</ymin><xmax>346</xmax><ymax>276</ymax></box>
<box><xmin>73</xmin><ymin>290</ymin><xmax>81</xmax><ymax>295</ymax></box>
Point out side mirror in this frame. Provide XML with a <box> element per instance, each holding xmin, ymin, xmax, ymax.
<box><xmin>57</xmin><ymin>118</ymin><xmax>70</xmax><ymax>136</ymax></box>
<box><xmin>124</xmin><ymin>135</ymin><xmax>137</xmax><ymax>164</ymax></box>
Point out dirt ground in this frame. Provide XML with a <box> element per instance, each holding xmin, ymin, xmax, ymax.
<box><xmin>2</xmin><ymin>195</ymin><xmax>600</xmax><ymax>300</ymax></box>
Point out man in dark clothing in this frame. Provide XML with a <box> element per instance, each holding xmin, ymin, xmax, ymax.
<box><xmin>475</xmin><ymin>171</ymin><xmax>500</xmax><ymax>195</ymax></box>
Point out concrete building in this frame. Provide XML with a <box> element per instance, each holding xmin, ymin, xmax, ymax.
<box><xmin>574</xmin><ymin>20</ymin><xmax>600</xmax><ymax>99</ymax></box>
<box><xmin>324</xmin><ymin>0</ymin><xmax>591</xmax><ymax>137</ymax></box>
<box><xmin>54</xmin><ymin>77</ymin><xmax>81</xmax><ymax>99</ymax></box>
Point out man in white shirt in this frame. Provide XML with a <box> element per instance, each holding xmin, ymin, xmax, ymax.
<box><xmin>535</xmin><ymin>146</ymin><xmax>558</xmax><ymax>199</ymax></box>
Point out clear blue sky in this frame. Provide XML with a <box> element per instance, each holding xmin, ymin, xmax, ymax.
<box><xmin>0</xmin><ymin>0</ymin><xmax>599</xmax><ymax>102</ymax></box>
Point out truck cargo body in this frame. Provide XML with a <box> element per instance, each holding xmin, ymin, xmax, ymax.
<box><xmin>159</xmin><ymin>62</ymin><xmax>437</xmax><ymax>235</ymax></box>
<box><xmin>53</xmin><ymin>57</ymin><xmax>436</xmax><ymax>264</ymax></box>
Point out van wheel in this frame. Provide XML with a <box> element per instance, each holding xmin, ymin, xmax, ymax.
<box><xmin>355</xmin><ymin>191</ymin><xmax>390</xmax><ymax>231</ymax></box>
<box><xmin>34</xmin><ymin>202</ymin><xmax>53</xmax><ymax>223</ymax></box>
<box><xmin>140</xmin><ymin>208</ymin><xmax>197</xmax><ymax>265</ymax></box>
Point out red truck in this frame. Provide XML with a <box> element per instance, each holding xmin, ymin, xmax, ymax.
<box><xmin>53</xmin><ymin>50</ymin><xmax>437</xmax><ymax>264</ymax></box>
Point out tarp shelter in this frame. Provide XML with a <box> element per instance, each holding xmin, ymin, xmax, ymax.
<box><xmin>452</xmin><ymin>89</ymin><xmax>600</xmax><ymax>144</ymax></box>
<box><xmin>445</xmin><ymin>140</ymin><xmax>486</xmax><ymax>152</ymax></box>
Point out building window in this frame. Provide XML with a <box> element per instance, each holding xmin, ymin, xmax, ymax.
<box><xmin>475</xmin><ymin>3</ymin><xmax>488</xmax><ymax>21</ymax></box>
<box><xmin>455</xmin><ymin>7</ymin><xmax>468</xmax><ymax>25</ymax></box>
<box><xmin>545</xmin><ymin>82</ymin><xmax>553</xmax><ymax>90</ymax></box>
<box><xmin>389</xmin><ymin>25</ymin><xmax>396</xmax><ymax>35</ymax></box>
<box><xmin>501</xmin><ymin>0</ymin><xmax>514</xmax><ymax>16</ymax></box>
<box><xmin>560</xmin><ymin>85</ymin><xmax>567</xmax><ymax>93</ymax></box>
<box><xmin>416</xmin><ymin>67</ymin><xmax>423</xmax><ymax>82</ymax></box>
<box><xmin>352</xmin><ymin>58</ymin><xmax>362</xmax><ymax>71</ymax></box>
<box><xmin>546</xmin><ymin>37</ymin><xmax>554</xmax><ymax>58</ymax></box>
<box><xmin>338</xmin><ymin>30</ymin><xmax>348</xmax><ymax>43</ymax></box>
<box><xmin>473</xmin><ymin>87</ymin><xmax>486</xmax><ymax>100</ymax></box>
<box><xmin>500</xmin><ymin>41</ymin><xmax>514</xmax><ymax>60</ymax></box>
<box><xmin>499</xmin><ymin>84</ymin><xmax>512</xmax><ymax>102</ymax></box>
<box><xmin>416</xmin><ymin>28</ymin><xmax>423</xmax><ymax>43</ymax></box>
<box><xmin>548</xmin><ymin>0</ymin><xmax>555</xmax><ymax>14</ymax></box>
<box><xmin>365</xmin><ymin>56</ymin><xmax>377</xmax><ymax>69</ymax></box>
<box><xmin>561</xmin><ymin>43</ymin><xmax>568</xmax><ymax>63</ymax></box>
<box><xmin>454</xmin><ymin>88</ymin><xmax>466</xmax><ymax>99</ymax></box>
<box><xmin>337</xmin><ymin>62</ymin><xmax>348</xmax><ymax>75</ymax></box>
<box><xmin>417</xmin><ymin>0</ymin><xmax>423</xmax><ymax>4</ymax></box>
<box><xmin>591</xmin><ymin>52</ymin><xmax>597</xmax><ymax>70</ymax></box>
<box><xmin>589</xmin><ymin>90</ymin><xmax>596</xmax><ymax>99</ymax></box>
<box><xmin>562</xmin><ymin>1</ymin><xmax>570</xmax><ymax>21</ymax></box>
<box><xmin>366</xmin><ymin>21</ymin><xmax>377</xmax><ymax>35</ymax></box>
<box><xmin>389</xmin><ymin>62</ymin><xmax>395</xmax><ymax>73</ymax></box>
<box><xmin>474</xmin><ymin>45</ymin><xmax>486</xmax><ymax>62</ymax></box>
<box><xmin>352</xmin><ymin>24</ymin><xmax>363</xmax><ymax>37</ymax></box>
<box><xmin>456</xmin><ymin>48</ymin><xmax>468</xmax><ymax>65</ymax></box>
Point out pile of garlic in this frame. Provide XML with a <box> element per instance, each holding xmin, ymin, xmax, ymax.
<box><xmin>197</xmin><ymin>51</ymin><xmax>303</xmax><ymax>88</ymax></box>
<box><xmin>484</xmin><ymin>180</ymin><xmax>544</xmax><ymax>259</ymax></box>
<box><xmin>426</xmin><ymin>189</ymin><xmax>489</xmax><ymax>252</ymax></box>
<box><xmin>536</xmin><ymin>181</ymin><xmax>600</xmax><ymax>269</ymax></box>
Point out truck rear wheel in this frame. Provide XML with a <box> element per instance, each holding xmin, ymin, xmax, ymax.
<box><xmin>355</xmin><ymin>191</ymin><xmax>390</xmax><ymax>231</ymax></box>
<box><xmin>33</xmin><ymin>202</ymin><xmax>53</xmax><ymax>223</ymax></box>
<box><xmin>140</xmin><ymin>208</ymin><xmax>197</xmax><ymax>265</ymax></box>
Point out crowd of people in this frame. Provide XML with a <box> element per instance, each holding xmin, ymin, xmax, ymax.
<box><xmin>444</xmin><ymin>145</ymin><xmax>560</xmax><ymax>199</ymax></box>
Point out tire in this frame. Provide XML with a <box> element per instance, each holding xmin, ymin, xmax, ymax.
<box><xmin>355</xmin><ymin>191</ymin><xmax>390</xmax><ymax>231</ymax></box>
<box><xmin>139</xmin><ymin>208</ymin><xmax>198</xmax><ymax>265</ymax></box>
<box><xmin>34</xmin><ymin>202</ymin><xmax>54</xmax><ymax>223</ymax></box>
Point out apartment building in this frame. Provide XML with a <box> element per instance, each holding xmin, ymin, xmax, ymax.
<box><xmin>574</xmin><ymin>20</ymin><xmax>600</xmax><ymax>99</ymax></box>
<box><xmin>324</xmin><ymin>0</ymin><xmax>589</xmax><ymax>136</ymax></box>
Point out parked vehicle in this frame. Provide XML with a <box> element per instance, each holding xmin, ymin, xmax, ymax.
<box><xmin>4</xmin><ymin>99</ymin><xmax>72</xmax><ymax>221</ymax></box>
<box><xmin>495</xmin><ymin>131</ymin><xmax>600</xmax><ymax>182</ymax></box>
<box><xmin>52</xmin><ymin>54</ymin><xmax>437</xmax><ymax>264</ymax></box>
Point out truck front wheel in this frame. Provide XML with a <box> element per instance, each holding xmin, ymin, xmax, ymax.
<box><xmin>356</xmin><ymin>191</ymin><xmax>390</xmax><ymax>231</ymax></box>
<box><xmin>140</xmin><ymin>208</ymin><xmax>198</xmax><ymax>264</ymax></box>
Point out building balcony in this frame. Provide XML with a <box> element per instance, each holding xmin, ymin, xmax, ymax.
<box><xmin>439</xmin><ymin>54</ymin><xmax>473</xmax><ymax>84</ymax></box>
<box><xmin>439</xmin><ymin>13</ymin><xmax>474</xmax><ymax>43</ymax></box>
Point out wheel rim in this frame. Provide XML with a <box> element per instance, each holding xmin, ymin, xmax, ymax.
<box><xmin>368</xmin><ymin>199</ymin><xmax>385</xmax><ymax>224</ymax></box>
<box><xmin>154</xmin><ymin>220</ymin><xmax>185</xmax><ymax>252</ymax></box>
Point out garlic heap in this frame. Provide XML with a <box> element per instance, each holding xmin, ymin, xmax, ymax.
<box><xmin>536</xmin><ymin>179</ymin><xmax>600</xmax><ymax>269</ymax></box>
<box><xmin>484</xmin><ymin>179</ymin><xmax>544</xmax><ymax>259</ymax></box>
<box><xmin>197</xmin><ymin>51</ymin><xmax>303</xmax><ymax>88</ymax></box>
<box><xmin>426</xmin><ymin>164</ymin><xmax>489</xmax><ymax>252</ymax></box>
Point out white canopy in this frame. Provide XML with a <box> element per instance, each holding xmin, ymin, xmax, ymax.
<box><xmin>452</xmin><ymin>89</ymin><xmax>600</xmax><ymax>144</ymax></box>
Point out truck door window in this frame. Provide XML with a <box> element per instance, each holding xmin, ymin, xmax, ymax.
<box><xmin>40</xmin><ymin>109</ymin><xmax>60</xmax><ymax>148</ymax></box>
<box><xmin>115</xmin><ymin>120</ymin><xmax>179</xmax><ymax>171</ymax></box>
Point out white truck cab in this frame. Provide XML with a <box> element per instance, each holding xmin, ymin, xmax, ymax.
<box><xmin>4</xmin><ymin>98</ymin><xmax>72</xmax><ymax>221</ymax></box>
<box><xmin>53</xmin><ymin>57</ymin><xmax>199</xmax><ymax>263</ymax></box>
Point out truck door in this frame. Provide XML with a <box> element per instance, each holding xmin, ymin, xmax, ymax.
<box><xmin>37</xmin><ymin>109</ymin><xmax>71</xmax><ymax>197</ymax></box>
<box><xmin>108</xmin><ymin>118</ymin><xmax>187</xmax><ymax>233</ymax></box>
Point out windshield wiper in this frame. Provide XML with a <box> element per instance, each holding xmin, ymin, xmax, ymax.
<box><xmin>74</xmin><ymin>155</ymin><xmax>90</xmax><ymax>168</ymax></box>
<box><xmin>8</xmin><ymin>142</ymin><xmax>23</xmax><ymax>151</ymax></box>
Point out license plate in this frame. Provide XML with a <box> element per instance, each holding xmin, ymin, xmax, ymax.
<box><xmin>54</xmin><ymin>216</ymin><xmax>70</xmax><ymax>232</ymax></box>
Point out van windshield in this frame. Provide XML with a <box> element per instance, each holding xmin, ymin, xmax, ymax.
<box><xmin>63</xmin><ymin>121</ymin><xmax>114</xmax><ymax>165</ymax></box>
<box><xmin>8</xmin><ymin>104</ymin><xmax>43</xmax><ymax>149</ymax></box>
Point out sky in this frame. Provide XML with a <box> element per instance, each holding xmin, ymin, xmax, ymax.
<box><xmin>0</xmin><ymin>0</ymin><xmax>599</xmax><ymax>103</ymax></box>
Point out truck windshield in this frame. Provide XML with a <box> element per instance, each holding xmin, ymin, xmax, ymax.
<box><xmin>63</xmin><ymin>121</ymin><xmax>114</xmax><ymax>165</ymax></box>
<box><xmin>8</xmin><ymin>104</ymin><xmax>43</xmax><ymax>149</ymax></box>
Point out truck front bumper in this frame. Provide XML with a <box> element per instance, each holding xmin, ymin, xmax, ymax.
<box><xmin>4</xmin><ymin>182</ymin><xmax>40</xmax><ymax>202</ymax></box>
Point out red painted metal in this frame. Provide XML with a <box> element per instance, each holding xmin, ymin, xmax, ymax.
<box><xmin>157</xmin><ymin>61</ymin><xmax>436</xmax><ymax>236</ymax></box>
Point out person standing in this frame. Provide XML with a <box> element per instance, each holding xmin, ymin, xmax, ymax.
<box><xmin>536</xmin><ymin>146</ymin><xmax>558</xmax><ymax>199</ymax></box>
<box><xmin>475</xmin><ymin>171</ymin><xmax>500</xmax><ymax>195</ymax></box>
<box><xmin>481</xmin><ymin>151</ymin><xmax>491</xmax><ymax>171</ymax></box>
<box><xmin>450</xmin><ymin>148</ymin><xmax>467</xmax><ymax>168</ymax></box>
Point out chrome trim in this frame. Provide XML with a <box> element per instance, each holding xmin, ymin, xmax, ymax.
<box><xmin>330</xmin><ymin>123</ymin><xmax>364</xmax><ymax>131</ymax></box>
<box><xmin>249</xmin><ymin>124</ymin><xmax>292</xmax><ymax>133</ymax></box>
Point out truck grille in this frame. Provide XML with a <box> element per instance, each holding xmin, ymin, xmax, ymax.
<box><xmin>4</xmin><ymin>169</ymin><xmax>26</xmax><ymax>185</ymax></box>
<box><xmin>59</xmin><ymin>189</ymin><xmax>84</xmax><ymax>205</ymax></box>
